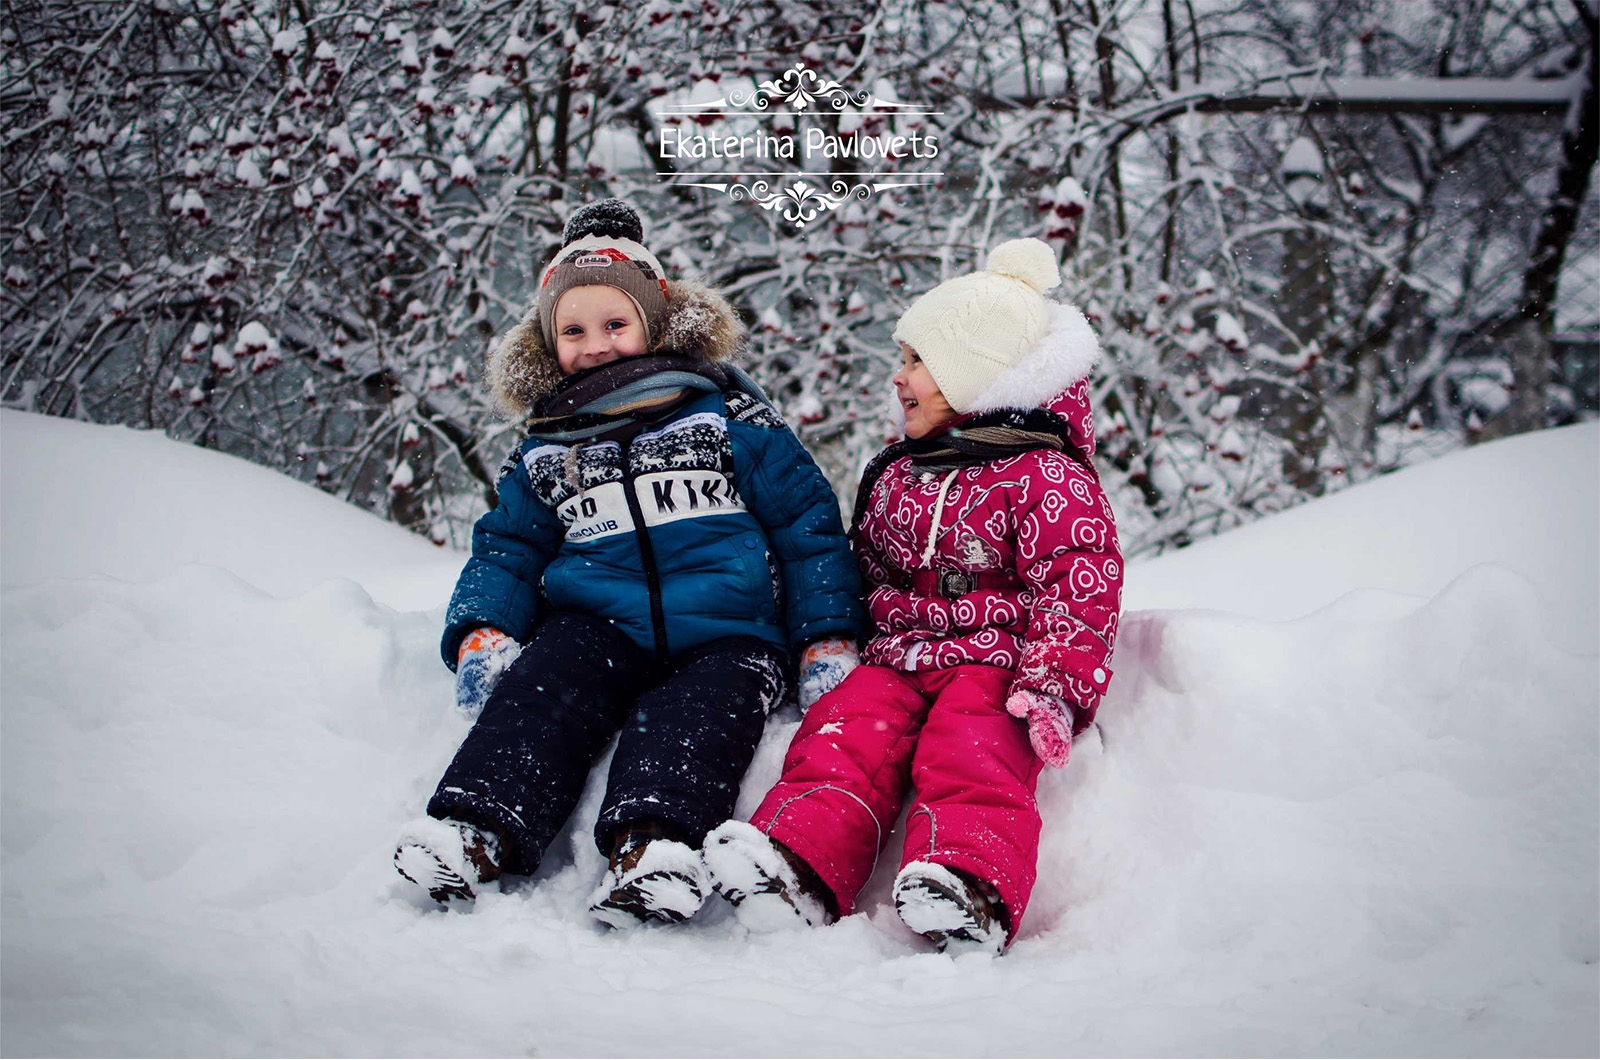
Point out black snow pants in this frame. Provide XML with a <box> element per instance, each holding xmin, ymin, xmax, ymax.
<box><xmin>427</xmin><ymin>611</ymin><xmax>788</xmax><ymax>875</ymax></box>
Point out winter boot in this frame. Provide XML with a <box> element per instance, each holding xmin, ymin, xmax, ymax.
<box><xmin>587</xmin><ymin>820</ymin><xmax>710</xmax><ymax>929</ymax></box>
<box><xmin>892</xmin><ymin>861</ymin><xmax>1008</xmax><ymax>955</ymax></box>
<box><xmin>703</xmin><ymin>820</ymin><xmax>834</xmax><ymax>931</ymax></box>
<box><xmin>394</xmin><ymin>816</ymin><xmax>502</xmax><ymax>903</ymax></box>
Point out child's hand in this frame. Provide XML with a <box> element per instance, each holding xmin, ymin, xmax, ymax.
<box><xmin>797</xmin><ymin>638</ymin><xmax>859</xmax><ymax>712</ymax></box>
<box><xmin>1006</xmin><ymin>689</ymin><xmax>1074</xmax><ymax>768</ymax></box>
<box><xmin>455</xmin><ymin>627</ymin><xmax>522</xmax><ymax>719</ymax></box>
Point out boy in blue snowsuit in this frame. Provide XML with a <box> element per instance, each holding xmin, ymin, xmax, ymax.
<box><xmin>394</xmin><ymin>200</ymin><xmax>865</xmax><ymax>926</ymax></box>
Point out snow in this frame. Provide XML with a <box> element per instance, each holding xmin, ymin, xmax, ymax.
<box><xmin>893</xmin><ymin>862</ymin><xmax>1006</xmax><ymax>955</ymax></box>
<box><xmin>1457</xmin><ymin>375</ymin><xmax>1514</xmax><ymax>416</ymax></box>
<box><xmin>702</xmin><ymin>820</ymin><xmax>828</xmax><ymax>931</ymax></box>
<box><xmin>325</xmin><ymin>124</ymin><xmax>356</xmax><ymax>162</ymax></box>
<box><xmin>388</xmin><ymin>460</ymin><xmax>415</xmax><ymax>492</ymax></box>
<box><xmin>0</xmin><ymin>412</ymin><xmax>459</xmax><ymax>610</ymax></box>
<box><xmin>1054</xmin><ymin>175</ymin><xmax>1088</xmax><ymax>209</ymax></box>
<box><xmin>234</xmin><ymin>156</ymin><xmax>264</xmax><ymax>189</ymax></box>
<box><xmin>2</xmin><ymin>408</ymin><xmax>1596</xmax><ymax>1055</ymax></box>
<box><xmin>1212</xmin><ymin>310</ymin><xmax>1247</xmax><ymax>349</ymax></box>
<box><xmin>269</xmin><ymin>27</ymin><xmax>303</xmax><ymax>60</ymax></box>
<box><xmin>1184</xmin><ymin>72</ymin><xmax>1585</xmax><ymax>114</ymax></box>
<box><xmin>1281</xmin><ymin>135</ymin><xmax>1324</xmax><ymax>178</ymax></box>
<box><xmin>466</xmin><ymin>72</ymin><xmax>504</xmax><ymax>100</ymax></box>
<box><xmin>1124</xmin><ymin>422</ymin><xmax>1598</xmax><ymax>654</ymax></box>
<box><xmin>587</xmin><ymin>838</ymin><xmax>710</xmax><ymax>930</ymax></box>
<box><xmin>232</xmin><ymin>319</ymin><xmax>272</xmax><ymax>356</ymax></box>
<box><xmin>1281</xmin><ymin>135</ymin><xmax>1326</xmax><ymax>207</ymax></box>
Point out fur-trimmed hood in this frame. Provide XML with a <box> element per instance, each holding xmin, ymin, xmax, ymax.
<box><xmin>964</xmin><ymin>301</ymin><xmax>1101</xmax><ymax>415</ymax></box>
<box><xmin>487</xmin><ymin>278</ymin><xmax>746</xmax><ymax>420</ymax></box>
<box><xmin>969</xmin><ymin>300</ymin><xmax>1102</xmax><ymax>455</ymax></box>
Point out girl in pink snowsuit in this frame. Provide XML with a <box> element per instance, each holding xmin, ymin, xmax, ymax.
<box><xmin>704</xmin><ymin>238</ymin><xmax>1123</xmax><ymax>953</ymax></box>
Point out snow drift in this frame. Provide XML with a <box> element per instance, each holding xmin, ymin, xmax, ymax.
<box><xmin>2</xmin><ymin>409</ymin><xmax>1595</xmax><ymax>1056</ymax></box>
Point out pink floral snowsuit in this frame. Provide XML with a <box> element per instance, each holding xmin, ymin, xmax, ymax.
<box><xmin>747</xmin><ymin>320</ymin><xmax>1123</xmax><ymax>941</ymax></box>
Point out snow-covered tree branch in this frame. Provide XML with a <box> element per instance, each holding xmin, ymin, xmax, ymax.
<box><xmin>2</xmin><ymin>0</ymin><xmax>1592</xmax><ymax>555</ymax></box>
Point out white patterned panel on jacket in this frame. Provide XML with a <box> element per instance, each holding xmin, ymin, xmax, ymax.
<box><xmin>555</xmin><ymin>482</ymin><xmax>631</xmax><ymax>541</ymax></box>
<box><xmin>635</xmin><ymin>470</ymin><xmax>745</xmax><ymax>526</ymax></box>
<box><xmin>628</xmin><ymin>411</ymin><xmax>726</xmax><ymax>473</ymax></box>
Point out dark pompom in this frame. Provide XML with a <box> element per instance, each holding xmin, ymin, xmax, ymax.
<box><xmin>563</xmin><ymin>199</ymin><xmax>644</xmax><ymax>245</ymax></box>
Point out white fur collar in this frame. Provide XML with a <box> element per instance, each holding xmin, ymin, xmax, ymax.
<box><xmin>964</xmin><ymin>301</ymin><xmax>1101</xmax><ymax>414</ymax></box>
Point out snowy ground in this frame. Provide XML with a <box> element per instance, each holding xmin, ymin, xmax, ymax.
<box><xmin>2</xmin><ymin>408</ymin><xmax>1596</xmax><ymax>1057</ymax></box>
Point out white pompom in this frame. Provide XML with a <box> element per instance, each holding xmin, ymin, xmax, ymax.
<box><xmin>985</xmin><ymin>237</ymin><xmax>1060</xmax><ymax>293</ymax></box>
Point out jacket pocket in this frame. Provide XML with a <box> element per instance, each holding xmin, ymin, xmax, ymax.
<box><xmin>735</xmin><ymin>533</ymin><xmax>780</xmax><ymax>622</ymax></box>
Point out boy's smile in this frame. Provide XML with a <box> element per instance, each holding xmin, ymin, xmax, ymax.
<box><xmin>553</xmin><ymin>285</ymin><xmax>649</xmax><ymax>374</ymax></box>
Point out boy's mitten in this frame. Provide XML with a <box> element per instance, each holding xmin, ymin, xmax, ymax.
<box><xmin>455</xmin><ymin>627</ymin><xmax>521</xmax><ymax>718</ymax></box>
<box><xmin>797</xmin><ymin>638</ymin><xmax>858</xmax><ymax>712</ymax></box>
<box><xmin>1006</xmin><ymin>689</ymin><xmax>1074</xmax><ymax>768</ymax></box>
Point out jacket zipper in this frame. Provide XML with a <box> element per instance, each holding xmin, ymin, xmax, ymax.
<box><xmin>619</xmin><ymin>439</ymin><xmax>670</xmax><ymax>662</ymax></box>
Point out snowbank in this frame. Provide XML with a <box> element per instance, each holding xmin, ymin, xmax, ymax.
<box><xmin>1125</xmin><ymin>422</ymin><xmax>1598</xmax><ymax>653</ymax></box>
<box><xmin>2</xmin><ymin>409</ymin><xmax>1595</xmax><ymax>1056</ymax></box>
<box><xmin>0</xmin><ymin>411</ymin><xmax>460</xmax><ymax>611</ymax></box>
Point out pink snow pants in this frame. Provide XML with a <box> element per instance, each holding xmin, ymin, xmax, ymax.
<box><xmin>749</xmin><ymin>663</ymin><xmax>1044</xmax><ymax>937</ymax></box>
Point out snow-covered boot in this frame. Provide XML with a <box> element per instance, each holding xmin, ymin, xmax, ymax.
<box><xmin>587</xmin><ymin>821</ymin><xmax>710</xmax><ymax>929</ymax></box>
<box><xmin>892</xmin><ymin>861</ymin><xmax>1007</xmax><ymax>955</ymax></box>
<box><xmin>394</xmin><ymin>816</ymin><xmax>502</xmax><ymax>903</ymax></box>
<box><xmin>703</xmin><ymin>820</ymin><xmax>833</xmax><ymax>931</ymax></box>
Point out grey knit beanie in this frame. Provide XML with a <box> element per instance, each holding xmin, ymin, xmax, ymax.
<box><xmin>536</xmin><ymin>200</ymin><xmax>671</xmax><ymax>348</ymax></box>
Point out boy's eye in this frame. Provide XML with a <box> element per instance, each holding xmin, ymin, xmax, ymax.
<box><xmin>562</xmin><ymin>325</ymin><xmax>582</xmax><ymax>336</ymax></box>
<box><xmin>606</xmin><ymin>319</ymin><xmax>628</xmax><ymax>330</ymax></box>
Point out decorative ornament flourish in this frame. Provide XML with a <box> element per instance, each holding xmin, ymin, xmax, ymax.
<box><xmin>721</xmin><ymin>179</ymin><xmax>872</xmax><ymax>227</ymax></box>
<box><xmin>747</xmin><ymin>63</ymin><xmax>874</xmax><ymax>111</ymax></box>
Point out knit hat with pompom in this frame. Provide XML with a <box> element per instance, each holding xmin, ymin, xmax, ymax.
<box><xmin>536</xmin><ymin>199</ymin><xmax>671</xmax><ymax>349</ymax></box>
<box><xmin>891</xmin><ymin>237</ymin><xmax>1062</xmax><ymax>412</ymax></box>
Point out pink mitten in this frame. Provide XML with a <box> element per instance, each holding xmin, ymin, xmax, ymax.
<box><xmin>1005</xmin><ymin>689</ymin><xmax>1075</xmax><ymax>768</ymax></box>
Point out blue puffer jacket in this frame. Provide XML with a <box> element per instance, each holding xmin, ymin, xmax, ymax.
<box><xmin>441</xmin><ymin>280</ymin><xmax>865</xmax><ymax>668</ymax></box>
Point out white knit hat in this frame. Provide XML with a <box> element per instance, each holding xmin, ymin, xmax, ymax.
<box><xmin>891</xmin><ymin>238</ymin><xmax>1062</xmax><ymax>412</ymax></box>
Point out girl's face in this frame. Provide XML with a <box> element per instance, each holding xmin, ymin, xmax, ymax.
<box><xmin>893</xmin><ymin>342</ymin><xmax>957</xmax><ymax>439</ymax></box>
<box><xmin>553</xmin><ymin>285</ymin><xmax>648</xmax><ymax>374</ymax></box>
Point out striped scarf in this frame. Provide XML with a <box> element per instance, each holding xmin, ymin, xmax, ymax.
<box><xmin>525</xmin><ymin>355</ymin><xmax>765</xmax><ymax>444</ymax></box>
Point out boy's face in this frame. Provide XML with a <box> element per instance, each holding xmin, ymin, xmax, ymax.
<box><xmin>553</xmin><ymin>285</ymin><xmax>649</xmax><ymax>374</ymax></box>
<box><xmin>893</xmin><ymin>342</ymin><xmax>957</xmax><ymax>439</ymax></box>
